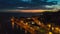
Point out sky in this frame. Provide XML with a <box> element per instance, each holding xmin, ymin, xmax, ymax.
<box><xmin>0</xmin><ymin>0</ymin><xmax>60</xmax><ymax>11</ymax></box>
<box><xmin>47</xmin><ymin>0</ymin><xmax>60</xmax><ymax>9</ymax></box>
<box><xmin>48</xmin><ymin>0</ymin><xmax>60</xmax><ymax>4</ymax></box>
<box><xmin>19</xmin><ymin>0</ymin><xmax>60</xmax><ymax>4</ymax></box>
<box><xmin>16</xmin><ymin>0</ymin><xmax>60</xmax><ymax>10</ymax></box>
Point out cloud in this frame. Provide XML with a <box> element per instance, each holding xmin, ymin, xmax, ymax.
<box><xmin>46</xmin><ymin>5</ymin><xmax>60</xmax><ymax>10</ymax></box>
<box><xmin>0</xmin><ymin>0</ymin><xmax>58</xmax><ymax>10</ymax></box>
<box><xmin>16</xmin><ymin>0</ymin><xmax>58</xmax><ymax>10</ymax></box>
<box><xmin>45</xmin><ymin>5</ymin><xmax>53</xmax><ymax>8</ymax></box>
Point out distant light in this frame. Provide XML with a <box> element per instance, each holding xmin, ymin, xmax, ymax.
<box><xmin>55</xmin><ymin>27</ymin><xmax>59</xmax><ymax>31</ymax></box>
<box><xmin>20</xmin><ymin>20</ymin><xmax>24</xmax><ymax>23</ymax></box>
<box><xmin>49</xmin><ymin>32</ymin><xmax>53</xmax><ymax>34</ymax></box>
<box><xmin>25</xmin><ymin>23</ymin><xmax>28</xmax><ymax>25</ymax></box>
<box><xmin>47</xmin><ymin>24</ymin><xmax>51</xmax><ymax>28</ymax></box>
<box><xmin>54</xmin><ymin>27</ymin><xmax>60</xmax><ymax>33</ymax></box>
<box><xmin>27</xmin><ymin>18</ymin><xmax>31</xmax><ymax>19</ymax></box>
<box><xmin>32</xmin><ymin>22</ymin><xmax>35</xmax><ymax>24</ymax></box>
<box><xmin>52</xmin><ymin>27</ymin><xmax>54</xmax><ymax>31</ymax></box>
<box><xmin>59</xmin><ymin>29</ymin><xmax>60</xmax><ymax>33</ymax></box>
<box><xmin>39</xmin><ymin>22</ymin><xmax>42</xmax><ymax>25</ymax></box>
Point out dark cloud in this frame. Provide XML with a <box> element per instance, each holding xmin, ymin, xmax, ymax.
<box><xmin>0</xmin><ymin>0</ymin><xmax>57</xmax><ymax>9</ymax></box>
<box><xmin>17</xmin><ymin>0</ymin><xmax>57</xmax><ymax>9</ymax></box>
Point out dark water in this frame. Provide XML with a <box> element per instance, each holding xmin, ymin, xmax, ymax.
<box><xmin>0</xmin><ymin>12</ymin><xmax>60</xmax><ymax>24</ymax></box>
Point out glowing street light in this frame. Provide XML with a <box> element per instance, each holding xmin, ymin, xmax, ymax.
<box><xmin>55</xmin><ymin>27</ymin><xmax>59</xmax><ymax>31</ymax></box>
<box><xmin>47</xmin><ymin>24</ymin><xmax>51</xmax><ymax>28</ymax></box>
<box><xmin>52</xmin><ymin>27</ymin><xmax>54</xmax><ymax>31</ymax></box>
<box><xmin>49</xmin><ymin>32</ymin><xmax>53</xmax><ymax>34</ymax></box>
<box><xmin>11</xmin><ymin>17</ymin><xmax>15</xmax><ymax>29</ymax></box>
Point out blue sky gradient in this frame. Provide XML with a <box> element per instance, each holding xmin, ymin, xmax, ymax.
<box><xmin>0</xmin><ymin>0</ymin><xmax>60</xmax><ymax>10</ymax></box>
<box><xmin>48</xmin><ymin>0</ymin><xmax>60</xmax><ymax>4</ymax></box>
<box><xmin>46</xmin><ymin>0</ymin><xmax>60</xmax><ymax>9</ymax></box>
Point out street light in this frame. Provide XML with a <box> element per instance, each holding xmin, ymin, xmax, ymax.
<box><xmin>52</xmin><ymin>27</ymin><xmax>54</xmax><ymax>31</ymax></box>
<box><xmin>47</xmin><ymin>24</ymin><xmax>51</xmax><ymax>28</ymax></box>
<box><xmin>49</xmin><ymin>32</ymin><xmax>53</xmax><ymax>34</ymax></box>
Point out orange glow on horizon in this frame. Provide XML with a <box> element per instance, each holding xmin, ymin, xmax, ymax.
<box><xmin>7</xmin><ymin>9</ymin><xmax>54</xmax><ymax>13</ymax></box>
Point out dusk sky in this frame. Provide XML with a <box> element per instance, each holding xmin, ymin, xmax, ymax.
<box><xmin>16</xmin><ymin>0</ymin><xmax>60</xmax><ymax>10</ymax></box>
<box><xmin>0</xmin><ymin>0</ymin><xmax>60</xmax><ymax>9</ymax></box>
<box><xmin>47</xmin><ymin>0</ymin><xmax>60</xmax><ymax>10</ymax></box>
<box><xmin>48</xmin><ymin>0</ymin><xmax>60</xmax><ymax>4</ymax></box>
<box><xmin>0</xmin><ymin>0</ymin><xmax>60</xmax><ymax>12</ymax></box>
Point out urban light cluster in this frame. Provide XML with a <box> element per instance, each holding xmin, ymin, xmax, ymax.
<box><xmin>11</xmin><ymin>16</ymin><xmax>60</xmax><ymax>34</ymax></box>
